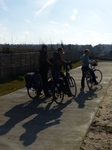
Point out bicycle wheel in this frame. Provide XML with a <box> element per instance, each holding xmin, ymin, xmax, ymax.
<box><xmin>52</xmin><ymin>84</ymin><xmax>64</xmax><ymax>104</ymax></box>
<box><xmin>68</xmin><ymin>76</ymin><xmax>77</xmax><ymax>97</ymax></box>
<box><xmin>27</xmin><ymin>87</ymin><xmax>37</xmax><ymax>99</ymax></box>
<box><xmin>94</xmin><ymin>69</ymin><xmax>102</xmax><ymax>84</ymax></box>
<box><xmin>86</xmin><ymin>74</ymin><xmax>93</xmax><ymax>90</ymax></box>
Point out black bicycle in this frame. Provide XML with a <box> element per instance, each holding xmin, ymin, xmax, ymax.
<box><xmin>48</xmin><ymin>62</ymin><xmax>77</xmax><ymax>104</ymax></box>
<box><xmin>25</xmin><ymin>63</ymin><xmax>77</xmax><ymax>104</ymax></box>
<box><xmin>85</xmin><ymin>60</ymin><xmax>103</xmax><ymax>90</ymax></box>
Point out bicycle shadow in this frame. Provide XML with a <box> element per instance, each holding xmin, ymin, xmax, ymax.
<box><xmin>0</xmin><ymin>96</ymin><xmax>72</xmax><ymax>146</ymax></box>
<box><xmin>0</xmin><ymin>96</ymin><xmax>47</xmax><ymax>136</ymax></box>
<box><xmin>19</xmin><ymin>99</ymin><xmax>72</xmax><ymax>146</ymax></box>
<box><xmin>75</xmin><ymin>86</ymin><xmax>99</xmax><ymax>108</ymax></box>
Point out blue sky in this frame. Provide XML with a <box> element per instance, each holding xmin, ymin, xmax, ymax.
<box><xmin>0</xmin><ymin>0</ymin><xmax>112</xmax><ymax>46</ymax></box>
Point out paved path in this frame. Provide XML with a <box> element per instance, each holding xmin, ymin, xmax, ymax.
<box><xmin>0</xmin><ymin>61</ymin><xmax>112</xmax><ymax>150</ymax></box>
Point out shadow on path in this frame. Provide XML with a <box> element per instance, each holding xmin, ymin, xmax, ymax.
<box><xmin>75</xmin><ymin>86</ymin><xmax>101</xmax><ymax>108</ymax></box>
<box><xmin>19</xmin><ymin>99</ymin><xmax>72</xmax><ymax>146</ymax></box>
<box><xmin>0</xmin><ymin>96</ymin><xmax>72</xmax><ymax>146</ymax></box>
<box><xmin>0</xmin><ymin>97</ymin><xmax>47</xmax><ymax>136</ymax></box>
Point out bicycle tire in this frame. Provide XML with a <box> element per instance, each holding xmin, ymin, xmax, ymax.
<box><xmin>67</xmin><ymin>76</ymin><xmax>77</xmax><ymax>97</ymax></box>
<box><xmin>52</xmin><ymin>84</ymin><xmax>64</xmax><ymax>104</ymax></box>
<box><xmin>27</xmin><ymin>87</ymin><xmax>37</xmax><ymax>99</ymax></box>
<box><xmin>94</xmin><ymin>69</ymin><xmax>102</xmax><ymax>84</ymax></box>
<box><xmin>86</xmin><ymin>74</ymin><xmax>93</xmax><ymax>90</ymax></box>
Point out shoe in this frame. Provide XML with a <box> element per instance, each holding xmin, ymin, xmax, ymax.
<box><xmin>81</xmin><ymin>86</ymin><xmax>84</xmax><ymax>88</ymax></box>
<box><xmin>68</xmin><ymin>92</ymin><xmax>73</xmax><ymax>97</ymax></box>
<box><xmin>94</xmin><ymin>81</ymin><xmax>98</xmax><ymax>85</ymax></box>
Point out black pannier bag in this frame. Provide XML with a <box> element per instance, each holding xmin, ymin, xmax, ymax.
<box><xmin>25</xmin><ymin>71</ymin><xmax>43</xmax><ymax>90</ymax></box>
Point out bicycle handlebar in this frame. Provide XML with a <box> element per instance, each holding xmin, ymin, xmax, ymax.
<box><xmin>65</xmin><ymin>61</ymin><xmax>72</xmax><ymax>72</ymax></box>
<box><xmin>90</xmin><ymin>59</ymin><xmax>98</xmax><ymax>69</ymax></box>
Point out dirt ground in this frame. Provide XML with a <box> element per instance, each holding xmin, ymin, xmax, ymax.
<box><xmin>80</xmin><ymin>80</ymin><xmax>112</xmax><ymax>150</ymax></box>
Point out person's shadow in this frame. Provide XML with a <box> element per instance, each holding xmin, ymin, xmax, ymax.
<box><xmin>19</xmin><ymin>99</ymin><xmax>72</xmax><ymax>146</ymax></box>
<box><xmin>75</xmin><ymin>87</ymin><xmax>98</xmax><ymax>108</ymax></box>
<box><xmin>0</xmin><ymin>96</ymin><xmax>47</xmax><ymax>136</ymax></box>
<box><xmin>0</xmin><ymin>96</ymin><xmax>72</xmax><ymax>146</ymax></box>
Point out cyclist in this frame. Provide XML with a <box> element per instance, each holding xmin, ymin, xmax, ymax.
<box><xmin>50</xmin><ymin>47</ymin><xmax>72</xmax><ymax>97</ymax></box>
<box><xmin>80</xmin><ymin>49</ymin><xmax>98</xmax><ymax>89</ymax></box>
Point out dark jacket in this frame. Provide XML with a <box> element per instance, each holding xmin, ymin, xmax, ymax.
<box><xmin>50</xmin><ymin>52</ymin><xmax>67</xmax><ymax>72</ymax></box>
<box><xmin>39</xmin><ymin>50</ymin><xmax>52</xmax><ymax>74</ymax></box>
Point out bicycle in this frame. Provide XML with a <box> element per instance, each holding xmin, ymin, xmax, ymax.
<box><xmin>48</xmin><ymin>62</ymin><xmax>77</xmax><ymax>104</ymax></box>
<box><xmin>25</xmin><ymin>62</ymin><xmax>77</xmax><ymax>104</ymax></box>
<box><xmin>85</xmin><ymin>60</ymin><xmax>103</xmax><ymax>90</ymax></box>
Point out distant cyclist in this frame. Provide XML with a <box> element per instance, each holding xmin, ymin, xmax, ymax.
<box><xmin>80</xmin><ymin>49</ymin><xmax>98</xmax><ymax>89</ymax></box>
<box><xmin>50</xmin><ymin>47</ymin><xmax>72</xmax><ymax>97</ymax></box>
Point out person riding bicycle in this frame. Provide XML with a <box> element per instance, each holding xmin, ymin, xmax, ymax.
<box><xmin>80</xmin><ymin>49</ymin><xmax>98</xmax><ymax>89</ymax></box>
<box><xmin>50</xmin><ymin>47</ymin><xmax>72</xmax><ymax>97</ymax></box>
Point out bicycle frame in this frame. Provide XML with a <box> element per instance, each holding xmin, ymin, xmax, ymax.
<box><xmin>65</xmin><ymin>63</ymin><xmax>71</xmax><ymax>78</ymax></box>
<box><xmin>90</xmin><ymin>64</ymin><xmax>96</xmax><ymax>72</ymax></box>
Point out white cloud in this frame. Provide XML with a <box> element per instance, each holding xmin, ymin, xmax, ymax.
<box><xmin>71</xmin><ymin>15</ymin><xmax>76</xmax><ymax>21</ymax></box>
<box><xmin>25</xmin><ymin>19</ymin><xmax>31</xmax><ymax>24</ymax></box>
<box><xmin>34</xmin><ymin>0</ymin><xmax>56</xmax><ymax>17</ymax></box>
<box><xmin>50</xmin><ymin>21</ymin><xmax>71</xmax><ymax>27</ymax></box>
<box><xmin>104</xmin><ymin>32</ymin><xmax>112</xmax><ymax>36</ymax></box>
<box><xmin>0</xmin><ymin>0</ymin><xmax>8</xmax><ymax>11</ymax></box>
<box><xmin>48</xmin><ymin>29</ymin><xmax>69</xmax><ymax>34</ymax></box>
<box><xmin>83</xmin><ymin>30</ymin><xmax>99</xmax><ymax>36</ymax></box>
<box><xmin>71</xmin><ymin>8</ymin><xmax>78</xmax><ymax>21</ymax></box>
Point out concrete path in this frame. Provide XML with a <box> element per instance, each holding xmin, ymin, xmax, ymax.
<box><xmin>0</xmin><ymin>61</ymin><xmax>112</xmax><ymax>150</ymax></box>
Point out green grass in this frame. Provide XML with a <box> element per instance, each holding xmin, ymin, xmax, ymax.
<box><xmin>72</xmin><ymin>60</ymin><xmax>81</xmax><ymax>69</ymax></box>
<box><xmin>0</xmin><ymin>76</ymin><xmax>25</xmax><ymax>97</ymax></box>
<box><xmin>0</xmin><ymin>60</ymin><xmax>82</xmax><ymax>97</ymax></box>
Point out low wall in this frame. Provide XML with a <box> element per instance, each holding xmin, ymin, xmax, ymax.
<box><xmin>0</xmin><ymin>52</ymin><xmax>39</xmax><ymax>80</ymax></box>
<box><xmin>0</xmin><ymin>50</ymin><xmax>85</xmax><ymax>80</ymax></box>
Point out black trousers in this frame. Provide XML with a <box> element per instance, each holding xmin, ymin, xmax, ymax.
<box><xmin>81</xmin><ymin>67</ymin><xmax>96</xmax><ymax>88</ymax></box>
<box><xmin>40</xmin><ymin>72</ymin><xmax>49</xmax><ymax>96</ymax></box>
